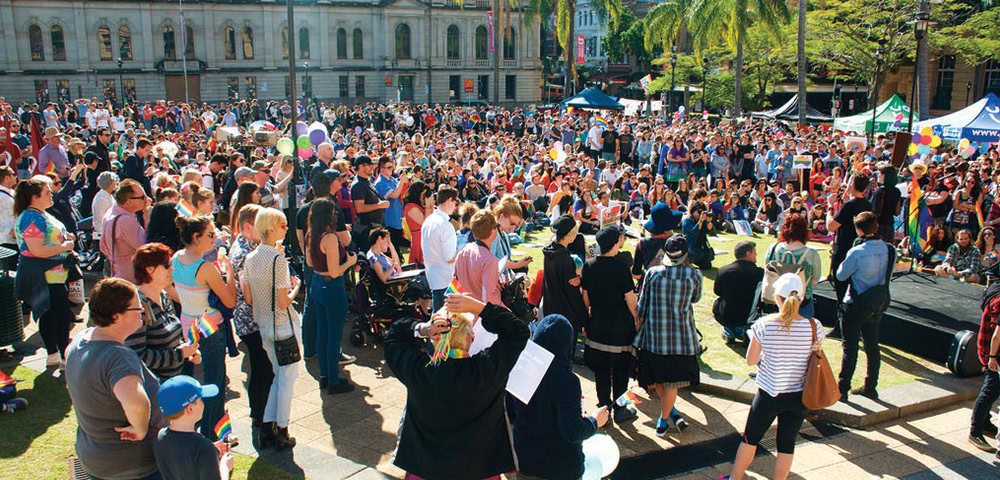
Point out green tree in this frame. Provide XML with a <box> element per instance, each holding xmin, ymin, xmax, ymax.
<box><xmin>643</xmin><ymin>0</ymin><xmax>697</xmax><ymax>56</ymax></box>
<box><xmin>601</xmin><ymin>8</ymin><xmax>652</xmax><ymax>63</ymax></box>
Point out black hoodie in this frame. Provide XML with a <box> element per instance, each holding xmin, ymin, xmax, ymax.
<box><xmin>541</xmin><ymin>241</ymin><xmax>589</xmax><ymax>333</ymax></box>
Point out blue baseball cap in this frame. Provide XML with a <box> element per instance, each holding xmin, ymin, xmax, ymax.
<box><xmin>157</xmin><ymin>375</ymin><xmax>218</xmax><ymax>416</ymax></box>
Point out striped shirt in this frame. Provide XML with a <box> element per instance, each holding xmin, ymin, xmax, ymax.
<box><xmin>124</xmin><ymin>290</ymin><xmax>186</xmax><ymax>380</ymax></box>
<box><xmin>750</xmin><ymin>316</ymin><xmax>827</xmax><ymax>396</ymax></box>
<box><xmin>635</xmin><ymin>264</ymin><xmax>702</xmax><ymax>356</ymax></box>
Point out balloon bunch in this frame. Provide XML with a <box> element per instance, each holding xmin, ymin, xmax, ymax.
<box><xmin>548</xmin><ymin>141</ymin><xmax>567</xmax><ymax>163</ymax></box>
<box><xmin>908</xmin><ymin>127</ymin><xmax>942</xmax><ymax>156</ymax></box>
<box><xmin>275</xmin><ymin>121</ymin><xmax>330</xmax><ymax>158</ymax></box>
<box><xmin>958</xmin><ymin>138</ymin><xmax>977</xmax><ymax>158</ymax></box>
<box><xmin>891</xmin><ymin>112</ymin><xmax>904</xmax><ymax>130</ymax></box>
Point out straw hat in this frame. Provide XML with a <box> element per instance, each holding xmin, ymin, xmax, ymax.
<box><xmin>909</xmin><ymin>158</ymin><xmax>928</xmax><ymax>175</ymax></box>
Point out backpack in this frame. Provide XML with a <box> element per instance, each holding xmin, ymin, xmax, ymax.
<box><xmin>761</xmin><ymin>243</ymin><xmax>809</xmax><ymax>305</ymax></box>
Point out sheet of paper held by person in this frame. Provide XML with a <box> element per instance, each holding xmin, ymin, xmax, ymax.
<box><xmin>505</xmin><ymin>340</ymin><xmax>555</xmax><ymax>404</ymax></box>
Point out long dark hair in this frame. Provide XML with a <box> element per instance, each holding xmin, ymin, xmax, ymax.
<box><xmin>175</xmin><ymin>214</ymin><xmax>213</xmax><ymax>247</ymax></box>
<box><xmin>14</xmin><ymin>178</ymin><xmax>47</xmax><ymax>216</ymax></box>
<box><xmin>405</xmin><ymin>180</ymin><xmax>428</xmax><ymax>206</ymax></box>
<box><xmin>146</xmin><ymin>202</ymin><xmax>182</xmax><ymax>251</ymax></box>
<box><xmin>307</xmin><ymin>198</ymin><xmax>338</xmax><ymax>259</ymax></box>
<box><xmin>230</xmin><ymin>182</ymin><xmax>260</xmax><ymax>232</ymax></box>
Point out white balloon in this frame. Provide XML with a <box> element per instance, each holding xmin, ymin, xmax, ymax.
<box><xmin>582</xmin><ymin>434</ymin><xmax>620</xmax><ymax>477</ymax></box>
<box><xmin>581</xmin><ymin>456</ymin><xmax>602</xmax><ymax>480</ymax></box>
<box><xmin>406</xmin><ymin>116</ymin><xmax>415</xmax><ymax>127</ymax></box>
<box><xmin>308</xmin><ymin>121</ymin><xmax>328</xmax><ymax>136</ymax></box>
<box><xmin>678</xmin><ymin>105</ymin><xmax>686</xmax><ymax>114</ymax></box>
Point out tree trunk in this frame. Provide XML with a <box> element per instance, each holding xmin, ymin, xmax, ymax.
<box><xmin>564</xmin><ymin>3</ymin><xmax>576</xmax><ymax>97</ymax></box>
<box><xmin>734</xmin><ymin>33</ymin><xmax>743</xmax><ymax>117</ymax></box>
<box><xmin>797</xmin><ymin>0</ymin><xmax>807</xmax><ymax>126</ymax></box>
<box><xmin>917</xmin><ymin>0</ymin><xmax>929</xmax><ymax>120</ymax></box>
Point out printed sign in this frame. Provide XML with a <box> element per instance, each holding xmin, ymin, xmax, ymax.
<box><xmin>464</xmin><ymin>79</ymin><xmax>474</xmax><ymax>93</ymax></box>
<box><xmin>792</xmin><ymin>155</ymin><xmax>812</xmax><ymax>170</ymax></box>
<box><xmin>576</xmin><ymin>35</ymin><xmax>585</xmax><ymax>65</ymax></box>
<box><xmin>844</xmin><ymin>136</ymin><xmax>866</xmax><ymax>152</ymax></box>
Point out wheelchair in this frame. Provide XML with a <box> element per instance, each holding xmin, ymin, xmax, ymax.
<box><xmin>349</xmin><ymin>258</ymin><xmax>431</xmax><ymax>347</ymax></box>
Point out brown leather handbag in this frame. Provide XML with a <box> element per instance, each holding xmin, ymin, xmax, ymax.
<box><xmin>802</xmin><ymin>320</ymin><xmax>840</xmax><ymax>409</ymax></box>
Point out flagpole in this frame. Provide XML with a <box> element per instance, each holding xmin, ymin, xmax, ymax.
<box><xmin>179</xmin><ymin>0</ymin><xmax>189</xmax><ymax>104</ymax></box>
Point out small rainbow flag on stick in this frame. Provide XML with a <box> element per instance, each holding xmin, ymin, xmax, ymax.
<box><xmin>186</xmin><ymin>323</ymin><xmax>200</xmax><ymax>344</ymax></box>
<box><xmin>446</xmin><ymin>278</ymin><xmax>466</xmax><ymax>295</ymax></box>
<box><xmin>196</xmin><ymin>315</ymin><xmax>219</xmax><ymax>339</ymax></box>
<box><xmin>977</xmin><ymin>203</ymin><xmax>986</xmax><ymax>229</ymax></box>
<box><xmin>615</xmin><ymin>389</ymin><xmax>642</xmax><ymax>408</ymax></box>
<box><xmin>214</xmin><ymin>413</ymin><xmax>233</xmax><ymax>441</ymax></box>
<box><xmin>176</xmin><ymin>199</ymin><xmax>196</xmax><ymax>218</ymax></box>
<box><xmin>594</xmin><ymin>115</ymin><xmax>609</xmax><ymax>129</ymax></box>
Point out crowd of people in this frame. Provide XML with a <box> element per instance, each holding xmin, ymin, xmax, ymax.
<box><xmin>4</xmin><ymin>93</ymin><xmax>1000</xmax><ymax>480</ymax></box>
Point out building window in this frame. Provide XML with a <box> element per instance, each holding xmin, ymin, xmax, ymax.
<box><xmin>503</xmin><ymin>28</ymin><xmax>516</xmax><ymax>60</ymax></box>
<box><xmin>399</xmin><ymin>75</ymin><xmax>414</xmax><ymax>101</ymax></box>
<box><xmin>475</xmin><ymin>26</ymin><xmax>488</xmax><ymax>60</ymax></box>
<box><xmin>223</xmin><ymin>26</ymin><xmax>236</xmax><ymax>59</ymax></box>
<box><xmin>395</xmin><ymin>24</ymin><xmax>411</xmax><ymax>59</ymax></box>
<box><xmin>184</xmin><ymin>25</ymin><xmax>195</xmax><ymax>59</ymax></box>
<box><xmin>299</xmin><ymin>28</ymin><xmax>310</xmax><ymax>59</ymax></box>
<box><xmin>339</xmin><ymin>76</ymin><xmax>349</xmax><ymax>98</ymax></box>
<box><xmin>505</xmin><ymin>75</ymin><xmax>515</xmax><ymax>100</ymax></box>
<box><xmin>56</xmin><ymin>80</ymin><xmax>71</xmax><ymax>102</ymax></box>
<box><xmin>98</xmin><ymin>26</ymin><xmax>113</xmax><ymax>60</ymax></box>
<box><xmin>245</xmin><ymin>77</ymin><xmax>257</xmax><ymax>99</ymax></box>
<box><xmin>932</xmin><ymin>54</ymin><xmax>956</xmax><ymax>110</ymax></box>
<box><xmin>337</xmin><ymin>28</ymin><xmax>347</xmax><ymax>59</ymax></box>
<box><xmin>446</xmin><ymin>25</ymin><xmax>460</xmax><ymax>59</ymax></box>
<box><xmin>227</xmin><ymin>77</ymin><xmax>239</xmax><ymax>100</ymax></box>
<box><xmin>242</xmin><ymin>27</ymin><xmax>254</xmax><ymax>59</ymax></box>
<box><xmin>281</xmin><ymin>28</ymin><xmax>288</xmax><ymax>59</ymax></box>
<box><xmin>28</xmin><ymin>24</ymin><xmax>44</xmax><ymax>61</ymax></box>
<box><xmin>450</xmin><ymin>75</ymin><xmax>460</xmax><ymax>100</ymax></box>
<box><xmin>103</xmin><ymin>79</ymin><xmax>116</xmax><ymax>103</ymax></box>
<box><xmin>986</xmin><ymin>59</ymin><xmax>1000</xmax><ymax>98</ymax></box>
<box><xmin>162</xmin><ymin>26</ymin><xmax>176</xmax><ymax>60</ymax></box>
<box><xmin>123</xmin><ymin>79</ymin><xmax>136</xmax><ymax>105</ymax></box>
<box><xmin>356</xmin><ymin>76</ymin><xmax>365</xmax><ymax>98</ymax></box>
<box><xmin>478</xmin><ymin>74</ymin><xmax>488</xmax><ymax>100</ymax></box>
<box><xmin>51</xmin><ymin>26</ymin><xmax>66</xmax><ymax>61</ymax></box>
<box><xmin>119</xmin><ymin>26</ymin><xmax>132</xmax><ymax>60</ymax></box>
<box><xmin>35</xmin><ymin>80</ymin><xmax>49</xmax><ymax>103</ymax></box>
<box><xmin>353</xmin><ymin>28</ymin><xmax>363</xmax><ymax>59</ymax></box>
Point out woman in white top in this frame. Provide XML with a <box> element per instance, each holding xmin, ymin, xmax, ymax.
<box><xmin>90</xmin><ymin>171</ymin><xmax>118</xmax><ymax>239</ymax></box>
<box><xmin>242</xmin><ymin>207</ymin><xmax>301</xmax><ymax>450</ymax></box>
<box><xmin>719</xmin><ymin>273</ymin><xmax>826</xmax><ymax>480</ymax></box>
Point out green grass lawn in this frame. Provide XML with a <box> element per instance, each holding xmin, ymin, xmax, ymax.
<box><xmin>513</xmin><ymin>229</ymin><xmax>946</xmax><ymax>389</ymax></box>
<box><xmin>0</xmin><ymin>366</ymin><xmax>301</xmax><ymax>480</ymax></box>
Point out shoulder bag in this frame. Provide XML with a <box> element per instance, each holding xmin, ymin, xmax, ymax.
<box><xmin>271</xmin><ymin>254</ymin><xmax>301</xmax><ymax>366</ymax></box>
<box><xmin>802</xmin><ymin>320</ymin><xmax>840</xmax><ymax>409</ymax></box>
<box><xmin>761</xmin><ymin>242</ymin><xmax>808</xmax><ymax>305</ymax></box>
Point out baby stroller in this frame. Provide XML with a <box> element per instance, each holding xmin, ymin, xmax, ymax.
<box><xmin>350</xmin><ymin>258</ymin><xmax>430</xmax><ymax>347</ymax></box>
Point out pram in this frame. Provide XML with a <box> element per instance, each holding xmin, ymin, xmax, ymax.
<box><xmin>349</xmin><ymin>258</ymin><xmax>430</xmax><ymax>346</ymax></box>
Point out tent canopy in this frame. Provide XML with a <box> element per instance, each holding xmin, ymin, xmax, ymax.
<box><xmin>833</xmin><ymin>94</ymin><xmax>916</xmax><ymax>134</ymax></box>
<box><xmin>912</xmin><ymin>93</ymin><xmax>1000</xmax><ymax>142</ymax></box>
<box><xmin>751</xmin><ymin>94</ymin><xmax>833</xmax><ymax>123</ymax></box>
<box><xmin>562</xmin><ymin>87</ymin><xmax>625</xmax><ymax>110</ymax></box>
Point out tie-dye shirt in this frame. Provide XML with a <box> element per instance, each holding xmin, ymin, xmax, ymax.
<box><xmin>15</xmin><ymin>208</ymin><xmax>69</xmax><ymax>283</ymax></box>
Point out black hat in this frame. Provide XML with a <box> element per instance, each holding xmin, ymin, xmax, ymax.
<box><xmin>596</xmin><ymin>225</ymin><xmax>622</xmax><ymax>254</ymax></box>
<box><xmin>644</xmin><ymin>202</ymin><xmax>683</xmax><ymax>235</ymax></box>
<box><xmin>353</xmin><ymin>155</ymin><xmax>373</xmax><ymax>167</ymax></box>
<box><xmin>662</xmin><ymin>235</ymin><xmax>689</xmax><ymax>266</ymax></box>
<box><xmin>551</xmin><ymin>214</ymin><xmax>577</xmax><ymax>240</ymax></box>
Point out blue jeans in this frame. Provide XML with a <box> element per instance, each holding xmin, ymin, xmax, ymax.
<box><xmin>198</xmin><ymin>330</ymin><xmax>227</xmax><ymax>440</ymax></box>
<box><xmin>799</xmin><ymin>298</ymin><xmax>814</xmax><ymax>319</ymax></box>
<box><xmin>312</xmin><ymin>273</ymin><xmax>347</xmax><ymax>384</ymax></box>
<box><xmin>432</xmin><ymin>289</ymin><xmax>446</xmax><ymax>313</ymax></box>
<box><xmin>301</xmin><ymin>265</ymin><xmax>316</xmax><ymax>358</ymax></box>
<box><xmin>261</xmin><ymin>318</ymin><xmax>300</xmax><ymax>428</ymax></box>
<box><xmin>723</xmin><ymin>326</ymin><xmax>748</xmax><ymax>340</ymax></box>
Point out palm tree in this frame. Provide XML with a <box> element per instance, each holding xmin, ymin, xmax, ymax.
<box><xmin>797</xmin><ymin>0</ymin><xmax>807</xmax><ymax>125</ymax></box>
<box><xmin>689</xmin><ymin>0</ymin><xmax>790</xmax><ymax>116</ymax></box>
<box><xmin>642</xmin><ymin>0</ymin><xmax>695</xmax><ymax>55</ymax></box>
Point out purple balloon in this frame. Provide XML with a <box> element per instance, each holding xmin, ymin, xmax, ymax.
<box><xmin>309</xmin><ymin>128</ymin><xmax>327</xmax><ymax>146</ymax></box>
<box><xmin>296</xmin><ymin>121</ymin><xmax>309</xmax><ymax>136</ymax></box>
<box><xmin>355</xmin><ymin>126</ymin><xmax>363</xmax><ymax>135</ymax></box>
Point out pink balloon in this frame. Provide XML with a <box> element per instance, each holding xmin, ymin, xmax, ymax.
<box><xmin>554</xmin><ymin>141</ymin><xmax>563</xmax><ymax>151</ymax></box>
<box><xmin>299</xmin><ymin>147</ymin><xmax>314</xmax><ymax>158</ymax></box>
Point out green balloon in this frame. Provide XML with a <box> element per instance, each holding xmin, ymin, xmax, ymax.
<box><xmin>297</xmin><ymin>135</ymin><xmax>312</xmax><ymax>150</ymax></box>
<box><xmin>276</xmin><ymin>138</ymin><xmax>294</xmax><ymax>155</ymax></box>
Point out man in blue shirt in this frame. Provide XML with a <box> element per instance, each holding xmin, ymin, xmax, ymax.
<box><xmin>681</xmin><ymin>202</ymin><xmax>714</xmax><ymax>270</ymax></box>
<box><xmin>835</xmin><ymin>211</ymin><xmax>895</xmax><ymax>401</ymax></box>
<box><xmin>374</xmin><ymin>155</ymin><xmax>409</xmax><ymax>251</ymax></box>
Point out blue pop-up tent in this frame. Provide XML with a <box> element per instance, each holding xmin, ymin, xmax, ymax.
<box><xmin>911</xmin><ymin>92</ymin><xmax>1000</xmax><ymax>142</ymax></box>
<box><xmin>562</xmin><ymin>87</ymin><xmax>625</xmax><ymax>110</ymax></box>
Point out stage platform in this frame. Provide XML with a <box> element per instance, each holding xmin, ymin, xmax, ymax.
<box><xmin>813</xmin><ymin>272</ymin><xmax>984</xmax><ymax>364</ymax></box>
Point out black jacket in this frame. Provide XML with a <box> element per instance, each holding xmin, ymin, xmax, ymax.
<box><xmin>384</xmin><ymin>303</ymin><xmax>529</xmax><ymax>480</ymax></box>
<box><xmin>541</xmin><ymin>242</ymin><xmax>589</xmax><ymax>332</ymax></box>
<box><xmin>513</xmin><ymin>314</ymin><xmax>597</xmax><ymax>480</ymax></box>
<box><xmin>713</xmin><ymin>259</ymin><xmax>764</xmax><ymax>328</ymax></box>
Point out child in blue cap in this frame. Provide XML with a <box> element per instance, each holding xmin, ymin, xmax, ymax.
<box><xmin>153</xmin><ymin>375</ymin><xmax>234</xmax><ymax>480</ymax></box>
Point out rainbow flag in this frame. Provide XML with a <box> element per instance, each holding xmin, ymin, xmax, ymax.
<box><xmin>594</xmin><ymin>115</ymin><xmax>609</xmax><ymax>129</ymax></box>
<box><xmin>567</xmin><ymin>106</ymin><xmax>576</xmax><ymax>116</ymax></box>
<box><xmin>446</xmin><ymin>278</ymin><xmax>465</xmax><ymax>295</ymax></box>
<box><xmin>176</xmin><ymin>199</ymin><xmax>196</xmax><ymax>218</ymax></box>
<box><xmin>44</xmin><ymin>159</ymin><xmax>56</xmax><ymax>175</ymax></box>
<box><xmin>615</xmin><ymin>389</ymin><xmax>642</xmax><ymax>407</ymax></box>
<box><xmin>195</xmin><ymin>315</ymin><xmax>219</xmax><ymax>339</ymax></box>
<box><xmin>0</xmin><ymin>370</ymin><xmax>17</xmax><ymax>388</ymax></box>
<box><xmin>185</xmin><ymin>323</ymin><xmax>200</xmax><ymax>344</ymax></box>
<box><xmin>977</xmin><ymin>203</ymin><xmax>986</xmax><ymax>229</ymax></box>
<box><xmin>907</xmin><ymin>177</ymin><xmax>933</xmax><ymax>258</ymax></box>
<box><xmin>214</xmin><ymin>413</ymin><xmax>233</xmax><ymax>441</ymax></box>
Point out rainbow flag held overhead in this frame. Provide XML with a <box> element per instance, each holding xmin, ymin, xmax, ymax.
<box><xmin>214</xmin><ymin>413</ymin><xmax>233</xmax><ymax>441</ymax></box>
<box><xmin>594</xmin><ymin>115</ymin><xmax>609</xmax><ymax>129</ymax></box>
<box><xmin>176</xmin><ymin>199</ymin><xmax>196</xmax><ymax>218</ymax></box>
<box><xmin>907</xmin><ymin>177</ymin><xmax>934</xmax><ymax>258</ymax></box>
<box><xmin>615</xmin><ymin>389</ymin><xmax>642</xmax><ymax>407</ymax></box>
<box><xmin>446</xmin><ymin>278</ymin><xmax>466</xmax><ymax>295</ymax></box>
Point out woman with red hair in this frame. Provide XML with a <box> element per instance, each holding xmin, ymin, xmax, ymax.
<box><xmin>762</xmin><ymin>214</ymin><xmax>822</xmax><ymax>318</ymax></box>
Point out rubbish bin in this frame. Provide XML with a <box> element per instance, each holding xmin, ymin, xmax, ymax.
<box><xmin>0</xmin><ymin>246</ymin><xmax>23</xmax><ymax>348</ymax></box>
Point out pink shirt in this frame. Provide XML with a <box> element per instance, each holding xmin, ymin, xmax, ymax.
<box><xmin>99</xmin><ymin>204</ymin><xmax>145</xmax><ymax>282</ymax></box>
<box><xmin>454</xmin><ymin>241</ymin><xmax>503</xmax><ymax>306</ymax></box>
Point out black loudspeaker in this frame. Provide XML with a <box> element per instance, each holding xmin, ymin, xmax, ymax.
<box><xmin>891</xmin><ymin>132</ymin><xmax>911</xmax><ymax>169</ymax></box>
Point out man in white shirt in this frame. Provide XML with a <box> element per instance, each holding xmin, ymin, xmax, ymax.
<box><xmin>587</xmin><ymin>124</ymin><xmax>604</xmax><ymax>161</ymax></box>
<box><xmin>94</xmin><ymin>105</ymin><xmax>110</xmax><ymax>128</ymax></box>
<box><xmin>600</xmin><ymin>162</ymin><xmax>622</xmax><ymax>187</ymax></box>
<box><xmin>0</xmin><ymin>167</ymin><xmax>17</xmax><ymax>247</ymax></box>
<box><xmin>201</xmin><ymin>108</ymin><xmax>218</xmax><ymax>127</ymax></box>
<box><xmin>421</xmin><ymin>185</ymin><xmax>460</xmax><ymax>312</ymax></box>
<box><xmin>43</xmin><ymin>104</ymin><xmax>59</xmax><ymax>128</ymax></box>
<box><xmin>85</xmin><ymin>108</ymin><xmax>97</xmax><ymax>130</ymax></box>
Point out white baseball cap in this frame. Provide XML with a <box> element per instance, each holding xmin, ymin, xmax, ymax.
<box><xmin>773</xmin><ymin>273</ymin><xmax>804</xmax><ymax>301</ymax></box>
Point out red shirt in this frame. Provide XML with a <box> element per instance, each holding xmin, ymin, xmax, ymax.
<box><xmin>154</xmin><ymin>105</ymin><xmax>168</xmax><ymax>118</ymax></box>
<box><xmin>978</xmin><ymin>295</ymin><xmax>999</xmax><ymax>366</ymax></box>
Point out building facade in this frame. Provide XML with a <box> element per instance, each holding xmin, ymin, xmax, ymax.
<box><xmin>0</xmin><ymin>0</ymin><xmax>543</xmax><ymax>105</ymax></box>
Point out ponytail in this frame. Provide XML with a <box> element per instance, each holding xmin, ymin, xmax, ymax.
<box><xmin>775</xmin><ymin>291</ymin><xmax>802</xmax><ymax>331</ymax></box>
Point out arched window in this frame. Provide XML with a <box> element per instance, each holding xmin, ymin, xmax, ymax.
<box><xmin>223</xmin><ymin>26</ymin><xmax>236</xmax><ymax>59</ymax></box>
<box><xmin>119</xmin><ymin>25</ymin><xmax>132</xmax><ymax>60</ymax></box>
<box><xmin>395</xmin><ymin>24</ymin><xmax>410</xmax><ymax>59</ymax></box>
<box><xmin>446</xmin><ymin>25</ymin><xmax>460</xmax><ymax>59</ymax></box>
<box><xmin>299</xmin><ymin>27</ymin><xmax>310</xmax><ymax>59</ymax></box>
<box><xmin>281</xmin><ymin>27</ymin><xmax>288</xmax><ymax>59</ymax></box>
<box><xmin>28</xmin><ymin>24</ymin><xmax>44</xmax><ymax>61</ymax></box>
<box><xmin>337</xmin><ymin>28</ymin><xmax>347</xmax><ymax>59</ymax></box>
<box><xmin>184</xmin><ymin>25</ymin><xmax>195</xmax><ymax>59</ymax></box>
<box><xmin>51</xmin><ymin>26</ymin><xmax>66</xmax><ymax>61</ymax></box>
<box><xmin>242</xmin><ymin>27</ymin><xmax>254</xmax><ymax>59</ymax></box>
<box><xmin>353</xmin><ymin>28</ymin><xmax>363</xmax><ymax>59</ymax></box>
<box><xmin>98</xmin><ymin>25</ymin><xmax>112</xmax><ymax>60</ymax></box>
<box><xmin>502</xmin><ymin>27</ymin><xmax>516</xmax><ymax>60</ymax></box>
<box><xmin>474</xmin><ymin>26</ymin><xmax>488</xmax><ymax>60</ymax></box>
<box><xmin>163</xmin><ymin>26</ymin><xmax>176</xmax><ymax>60</ymax></box>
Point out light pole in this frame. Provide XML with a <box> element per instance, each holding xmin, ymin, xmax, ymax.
<box><xmin>908</xmin><ymin>11</ymin><xmax>928</xmax><ymax>133</ymax></box>
<box><xmin>966</xmin><ymin>81</ymin><xmax>972</xmax><ymax>106</ymax></box>
<box><xmin>117</xmin><ymin>56</ymin><xmax>124</xmax><ymax>107</ymax></box>
<box><xmin>669</xmin><ymin>52</ymin><xmax>677</xmax><ymax>115</ymax></box>
<box><xmin>179</xmin><ymin>0</ymin><xmax>189</xmax><ymax>104</ymax></box>
<box><xmin>701</xmin><ymin>58</ymin><xmax>710</xmax><ymax>114</ymax></box>
<box><xmin>871</xmin><ymin>39</ymin><xmax>885</xmax><ymax>142</ymax></box>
